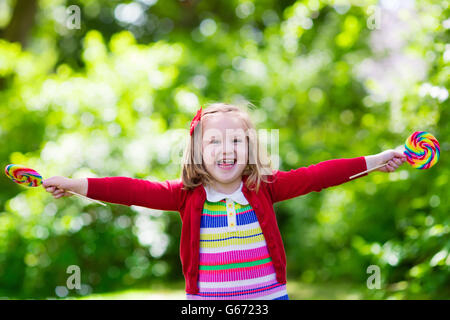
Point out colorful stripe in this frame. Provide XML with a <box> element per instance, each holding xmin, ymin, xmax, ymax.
<box><xmin>199</xmin><ymin>258</ymin><xmax>272</xmax><ymax>271</ymax></box>
<box><xmin>187</xmin><ymin>199</ymin><xmax>288</xmax><ymax>300</ymax></box>
<box><xmin>199</xmin><ymin>246</ymin><xmax>269</xmax><ymax>264</ymax></box>
<box><xmin>198</xmin><ymin>263</ymin><xmax>277</xmax><ymax>283</ymax></box>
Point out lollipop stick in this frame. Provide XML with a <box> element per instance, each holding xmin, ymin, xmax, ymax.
<box><xmin>67</xmin><ymin>190</ymin><xmax>107</xmax><ymax>206</ymax></box>
<box><xmin>349</xmin><ymin>163</ymin><xmax>387</xmax><ymax>180</ymax></box>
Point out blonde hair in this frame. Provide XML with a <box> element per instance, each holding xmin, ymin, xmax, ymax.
<box><xmin>181</xmin><ymin>102</ymin><xmax>273</xmax><ymax>193</ymax></box>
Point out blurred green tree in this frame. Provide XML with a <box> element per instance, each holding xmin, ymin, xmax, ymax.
<box><xmin>0</xmin><ymin>0</ymin><xmax>448</xmax><ymax>299</ymax></box>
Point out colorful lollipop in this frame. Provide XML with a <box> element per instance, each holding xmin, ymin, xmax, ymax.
<box><xmin>349</xmin><ymin>131</ymin><xmax>440</xmax><ymax>179</ymax></box>
<box><xmin>5</xmin><ymin>164</ymin><xmax>43</xmax><ymax>187</ymax></box>
<box><xmin>404</xmin><ymin>131</ymin><xmax>440</xmax><ymax>169</ymax></box>
<box><xmin>4</xmin><ymin>164</ymin><xmax>106</xmax><ymax>206</ymax></box>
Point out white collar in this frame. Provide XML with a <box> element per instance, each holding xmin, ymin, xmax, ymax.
<box><xmin>203</xmin><ymin>181</ymin><xmax>249</xmax><ymax>205</ymax></box>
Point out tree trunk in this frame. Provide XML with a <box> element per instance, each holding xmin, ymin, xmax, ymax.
<box><xmin>1</xmin><ymin>0</ymin><xmax>38</xmax><ymax>47</ymax></box>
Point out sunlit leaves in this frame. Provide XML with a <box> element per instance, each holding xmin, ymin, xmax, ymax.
<box><xmin>0</xmin><ymin>0</ymin><xmax>448</xmax><ymax>299</ymax></box>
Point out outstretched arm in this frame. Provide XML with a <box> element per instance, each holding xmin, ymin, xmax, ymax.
<box><xmin>43</xmin><ymin>176</ymin><xmax>185</xmax><ymax>212</ymax></box>
<box><xmin>267</xmin><ymin>150</ymin><xmax>406</xmax><ymax>203</ymax></box>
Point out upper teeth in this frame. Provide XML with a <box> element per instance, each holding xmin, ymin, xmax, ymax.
<box><xmin>218</xmin><ymin>159</ymin><xmax>234</xmax><ymax>164</ymax></box>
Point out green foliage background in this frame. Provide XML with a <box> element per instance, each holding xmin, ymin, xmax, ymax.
<box><xmin>0</xmin><ymin>0</ymin><xmax>448</xmax><ymax>299</ymax></box>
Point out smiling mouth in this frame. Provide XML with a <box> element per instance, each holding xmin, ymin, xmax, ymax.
<box><xmin>216</xmin><ymin>159</ymin><xmax>237</xmax><ymax>170</ymax></box>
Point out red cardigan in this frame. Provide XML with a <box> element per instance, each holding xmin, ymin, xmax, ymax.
<box><xmin>87</xmin><ymin>157</ymin><xmax>367</xmax><ymax>294</ymax></box>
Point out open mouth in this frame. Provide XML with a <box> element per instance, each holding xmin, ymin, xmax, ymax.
<box><xmin>216</xmin><ymin>159</ymin><xmax>237</xmax><ymax>170</ymax></box>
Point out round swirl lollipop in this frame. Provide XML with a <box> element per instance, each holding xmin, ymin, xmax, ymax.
<box><xmin>404</xmin><ymin>131</ymin><xmax>440</xmax><ymax>169</ymax></box>
<box><xmin>4</xmin><ymin>164</ymin><xmax>106</xmax><ymax>206</ymax></box>
<box><xmin>5</xmin><ymin>164</ymin><xmax>43</xmax><ymax>187</ymax></box>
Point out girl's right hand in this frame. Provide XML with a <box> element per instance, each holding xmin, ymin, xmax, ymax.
<box><xmin>42</xmin><ymin>176</ymin><xmax>80</xmax><ymax>199</ymax></box>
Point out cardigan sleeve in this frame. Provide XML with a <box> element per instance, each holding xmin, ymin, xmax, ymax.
<box><xmin>267</xmin><ymin>157</ymin><xmax>367</xmax><ymax>203</ymax></box>
<box><xmin>86</xmin><ymin>177</ymin><xmax>185</xmax><ymax>212</ymax></box>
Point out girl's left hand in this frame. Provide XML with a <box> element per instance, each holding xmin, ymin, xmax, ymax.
<box><xmin>365</xmin><ymin>149</ymin><xmax>408</xmax><ymax>173</ymax></box>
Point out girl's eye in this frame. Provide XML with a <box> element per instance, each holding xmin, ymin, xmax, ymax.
<box><xmin>208</xmin><ymin>138</ymin><xmax>242</xmax><ymax>144</ymax></box>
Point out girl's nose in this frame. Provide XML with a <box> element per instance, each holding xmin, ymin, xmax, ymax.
<box><xmin>222</xmin><ymin>140</ymin><xmax>235</xmax><ymax>155</ymax></box>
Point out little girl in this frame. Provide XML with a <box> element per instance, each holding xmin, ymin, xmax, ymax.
<box><xmin>43</xmin><ymin>103</ymin><xmax>407</xmax><ymax>300</ymax></box>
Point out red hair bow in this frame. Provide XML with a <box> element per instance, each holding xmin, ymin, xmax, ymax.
<box><xmin>189</xmin><ymin>106</ymin><xmax>202</xmax><ymax>136</ymax></box>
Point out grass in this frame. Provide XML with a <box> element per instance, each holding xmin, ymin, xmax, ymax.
<box><xmin>0</xmin><ymin>279</ymin><xmax>379</xmax><ymax>300</ymax></box>
<box><xmin>76</xmin><ymin>279</ymin><xmax>373</xmax><ymax>300</ymax></box>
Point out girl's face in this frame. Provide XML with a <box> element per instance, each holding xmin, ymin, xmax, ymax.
<box><xmin>201</xmin><ymin>114</ymin><xmax>248</xmax><ymax>189</ymax></box>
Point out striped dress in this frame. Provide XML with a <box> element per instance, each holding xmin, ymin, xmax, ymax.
<box><xmin>186</xmin><ymin>194</ymin><xmax>289</xmax><ymax>300</ymax></box>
